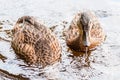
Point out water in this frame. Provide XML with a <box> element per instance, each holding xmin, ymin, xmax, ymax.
<box><xmin>85</xmin><ymin>47</ymin><xmax>88</xmax><ymax>57</ymax></box>
<box><xmin>0</xmin><ymin>0</ymin><xmax>120</xmax><ymax>80</ymax></box>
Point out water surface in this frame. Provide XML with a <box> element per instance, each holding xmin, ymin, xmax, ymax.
<box><xmin>0</xmin><ymin>0</ymin><xmax>120</xmax><ymax>80</ymax></box>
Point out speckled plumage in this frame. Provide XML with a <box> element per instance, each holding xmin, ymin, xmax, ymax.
<box><xmin>65</xmin><ymin>11</ymin><xmax>106</xmax><ymax>51</ymax></box>
<box><xmin>11</xmin><ymin>16</ymin><xmax>61</xmax><ymax>67</ymax></box>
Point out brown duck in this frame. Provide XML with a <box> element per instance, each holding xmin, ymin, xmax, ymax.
<box><xmin>65</xmin><ymin>11</ymin><xmax>106</xmax><ymax>52</ymax></box>
<box><xmin>11</xmin><ymin>16</ymin><xmax>61</xmax><ymax>67</ymax></box>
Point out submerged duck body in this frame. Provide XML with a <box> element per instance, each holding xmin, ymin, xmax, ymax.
<box><xmin>11</xmin><ymin>16</ymin><xmax>61</xmax><ymax>67</ymax></box>
<box><xmin>65</xmin><ymin>11</ymin><xmax>106</xmax><ymax>51</ymax></box>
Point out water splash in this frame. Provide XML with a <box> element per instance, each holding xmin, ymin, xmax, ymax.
<box><xmin>85</xmin><ymin>47</ymin><xmax>88</xmax><ymax>57</ymax></box>
<box><xmin>84</xmin><ymin>47</ymin><xmax>88</xmax><ymax>62</ymax></box>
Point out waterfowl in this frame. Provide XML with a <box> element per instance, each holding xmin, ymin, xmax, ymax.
<box><xmin>65</xmin><ymin>11</ymin><xmax>106</xmax><ymax>52</ymax></box>
<box><xmin>11</xmin><ymin>16</ymin><xmax>61</xmax><ymax>67</ymax></box>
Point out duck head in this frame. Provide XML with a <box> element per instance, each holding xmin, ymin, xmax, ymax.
<box><xmin>12</xmin><ymin>16</ymin><xmax>40</xmax><ymax>35</ymax></box>
<box><xmin>79</xmin><ymin>12</ymin><xmax>93</xmax><ymax>47</ymax></box>
<box><xmin>17</xmin><ymin>16</ymin><xmax>34</xmax><ymax>24</ymax></box>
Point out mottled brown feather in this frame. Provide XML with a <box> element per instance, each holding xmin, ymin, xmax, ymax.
<box><xmin>65</xmin><ymin>11</ymin><xmax>106</xmax><ymax>51</ymax></box>
<box><xmin>11</xmin><ymin>16</ymin><xmax>61</xmax><ymax>67</ymax></box>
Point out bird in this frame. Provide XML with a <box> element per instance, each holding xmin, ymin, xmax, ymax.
<box><xmin>11</xmin><ymin>16</ymin><xmax>61</xmax><ymax>67</ymax></box>
<box><xmin>65</xmin><ymin>11</ymin><xmax>106</xmax><ymax>52</ymax></box>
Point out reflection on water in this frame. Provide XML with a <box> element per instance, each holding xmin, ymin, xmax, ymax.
<box><xmin>68</xmin><ymin>51</ymin><xmax>92</xmax><ymax>71</ymax></box>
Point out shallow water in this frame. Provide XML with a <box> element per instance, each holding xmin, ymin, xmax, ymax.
<box><xmin>0</xmin><ymin>0</ymin><xmax>120</xmax><ymax>80</ymax></box>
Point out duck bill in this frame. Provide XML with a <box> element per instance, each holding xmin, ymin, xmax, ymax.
<box><xmin>82</xmin><ymin>31</ymin><xmax>90</xmax><ymax>47</ymax></box>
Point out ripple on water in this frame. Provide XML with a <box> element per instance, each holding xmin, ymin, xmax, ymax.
<box><xmin>0</xmin><ymin>7</ymin><xmax>120</xmax><ymax>80</ymax></box>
